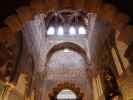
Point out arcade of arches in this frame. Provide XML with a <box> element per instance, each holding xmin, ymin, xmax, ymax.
<box><xmin>0</xmin><ymin>0</ymin><xmax>133</xmax><ymax>100</ymax></box>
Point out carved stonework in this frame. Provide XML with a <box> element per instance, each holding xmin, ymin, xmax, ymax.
<box><xmin>97</xmin><ymin>37</ymin><xmax>117</xmax><ymax>77</ymax></box>
<box><xmin>125</xmin><ymin>41</ymin><xmax>133</xmax><ymax>65</ymax></box>
<box><xmin>48</xmin><ymin>82</ymin><xmax>87</xmax><ymax>100</ymax></box>
<box><xmin>95</xmin><ymin>36</ymin><xmax>122</xmax><ymax>99</ymax></box>
<box><xmin>0</xmin><ymin>42</ymin><xmax>17</xmax><ymax>82</ymax></box>
<box><xmin>0</xmin><ymin>1</ymin><xmax>133</xmax><ymax>100</ymax></box>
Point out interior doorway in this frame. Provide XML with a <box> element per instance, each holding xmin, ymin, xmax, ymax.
<box><xmin>50</xmin><ymin>88</ymin><xmax>82</xmax><ymax>100</ymax></box>
<box><xmin>54</xmin><ymin>89</ymin><xmax>81</xmax><ymax>100</ymax></box>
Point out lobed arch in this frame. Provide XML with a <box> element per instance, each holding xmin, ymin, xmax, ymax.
<box><xmin>48</xmin><ymin>82</ymin><xmax>87</xmax><ymax>100</ymax></box>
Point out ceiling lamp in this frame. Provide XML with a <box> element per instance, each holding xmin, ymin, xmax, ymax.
<box><xmin>47</xmin><ymin>26</ymin><xmax>55</xmax><ymax>35</ymax></box>
<box><xmin>69</xmin><ymin>26</ymin><xmax>76</xmax><ymax>35</ymax></box>
<box><xmin>78</xmin><ymin>26</ymin><xmax>87</xmax><ymax>35</ymax></box>
<box><xmin>57</xmin><ymin>26</ymin><xmax>64</xmax><ymax>36</ymax></box>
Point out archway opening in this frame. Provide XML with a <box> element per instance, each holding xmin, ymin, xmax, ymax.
<box><xmin>56</xmin><ymin>89</ymin><xmax>77</xmax><ymax>100</ymax></box>
<box><xmin>48</xmin><ymin>82</ymin><xmax>86</xmax><ymax>100</ymax></box>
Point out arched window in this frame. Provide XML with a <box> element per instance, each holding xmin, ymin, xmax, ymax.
<box><xmin>46</xmin><ymin>10</ymin><xmax>88</xmax><ymax>36</ymax></box>
<box><xmin>56</xmin><ymin>89</ymin><xmax>77</xmax><ymax>100</ymax></box>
